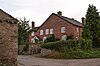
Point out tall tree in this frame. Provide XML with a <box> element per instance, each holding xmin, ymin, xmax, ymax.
<box><xmin>18</xmin><ymin>17</ymin><xmax>30</xmax><ymax>45</ymax></box>
<box><xmin>82</xmin><ymin>4</ymin><xmax>100</xmax><ymax>48</ymax></box>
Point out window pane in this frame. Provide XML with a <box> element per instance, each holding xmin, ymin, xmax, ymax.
<box><xmin>45</xmin><ymin>29</ymin><xmax>49</xmax><ymax>34</ymax></box>
<box><xmin>50</xmin><ymin>28</ymin><xmax>53</xmax><ymax>34</ymax></box>
<box><xmin>77</xmin><ymin>28</ymin><xmax>79</xmax><ymax>32</ymax></box>
<box><xmin>62</xmin><ymin>35</ymin><xmax>67</xmax><ymax>40</ymax></box>
<box><xmin>40</xmin><ymin>30</ymin><xmax>43</xmax><ymax>35</ymax></box>
<box><xmin>31</xmin><ymin>32</ymin><xmax>34</xmax><ymax>36</ymax></box>
<box><xmin>61</xmin><ymin>27</ymin><xmax>65</xmax><ymax>33</ymax></box>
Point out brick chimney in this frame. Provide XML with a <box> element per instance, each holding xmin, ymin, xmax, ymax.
<box><xmin>57</xmin><ymin>11</ymin><xmax>62</xmax><ymax>16</ymax></box>
<box><xmin>81</xmin><ymin>17</ymin><xmax>85</xmax><ymax>26</ymax></box>
<box><xmin>32</xmin><ymin>21</ymin><xmax>35</xmax><ymax>29</ymax></box>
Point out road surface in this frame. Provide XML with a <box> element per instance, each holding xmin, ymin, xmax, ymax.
<box><xmin>18</xmin><ymin>55</ymin><xmax>100</xmax><ymax>66</ymax></box>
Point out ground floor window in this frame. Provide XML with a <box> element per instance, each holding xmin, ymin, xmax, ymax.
<box><xmin>62</xmin><ymin>35</ymin><xmax>67</xmax><ymax>40</ymax></box>
<box><xmin>31</xmin><ymin>38</ymin><xmax>35</xmax><ymax>43</ymax></box>
<box><xmin>75</xmin><ymin>37</ymin><xmax>78</xmax><ymax>40</ymax></box>
<box><xmin>43</xmin><ymin>37</ymin><xmax>46</xmax><ymax>43</ymax></box>
<box><xmin>31</xmin><ymin>36</ymin><xmax>39</xmax><ymax>43</ymax></box>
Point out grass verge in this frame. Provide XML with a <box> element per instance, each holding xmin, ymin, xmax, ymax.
<box><xmin>44</xmin><ymin>50</ymin><xmax>100</xmax><ymax>59</ymax></box>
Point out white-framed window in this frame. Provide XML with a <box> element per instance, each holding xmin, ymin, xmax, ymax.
<box><xmin>76</xmin><ymin>37</ymin><xmax>78</xmax><ymax>40</ymax></box>
<box><xmin>61</xmin><ymin>27</ymin><xmax>65</xmax><ymax>33</ymax></box>
<box><xmin>62</xmin><ymin>35</ymin><xmax>67</xmax><ymax>40</ymax></box>
<box><xmin>43</xmin><ymin>37</ymin><xmax>46</xmax><ymax>43</ymax></box>
<box><xmin>40</xmin><ymin>30</ymin><xmax>43</xmax><ymax>35</ymax></box>
<box><xmin>77</xmin><ymin>28</ymin><xmax>79</xmax><ymax>32</ymax></box>
<box><xmin>45</xmin><ymin>29</ymin><xmax>49</xmax><ymax>35</ymax></box>
<box><xmin>31</xmin><ymin>36</ymin><xmax>39</xmax><ymax>43</ymax></box>
<box><xmin>50</xmin><ymin>28</ymin><xmax>53</xmax><ymax>34</ymax></box>
<box><xmin>31</xmin><ymin>38</ymin><xmax>35</xmax><ymax>43</ymax></box>
<box><xmin>31</xmin><ymin>32</ymin><xmax>34</xmax><ymax>36</ymax></box>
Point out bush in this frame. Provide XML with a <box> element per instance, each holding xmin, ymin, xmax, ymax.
<box><xmin>41</xmin><ymin>40</ymin><xmax>75</xmax><ymax>51</ymax></box>
<box><xmin>41</xmin><ymin>39</ymin><xmax>98</xmax><ymax>59</ymax></box>
<box><xmin>41</xmin><ymin>39</ymin><xmax>92</xmax><ymax>51</ymax></box>
<box><xmin>79</xmin><ymin>39</ymin><xmax>92</xmax><ymax>50</ymax></box>
<box><xmin>23</xmin><ymin>44</ymin><xmax>29</xmax><ymax>52</ymax></box>
<box><xmin>66</xmin><ymin>35</ymin><xmax>74</xmax><ymax>40</ymax></box>
<box><xmin>41</xmin><ymin>41</ymin><xmax>62</xmax><ymax>51</ymax></box>
<box><xmin>44</xmin><ymin>34</ymin><xmax>56</xmax><ymax>43</ymax></box>
<box><xmin>19</xmin><ymin>43</ymin><xmax>29</xmax><ymax>54</ymax></box>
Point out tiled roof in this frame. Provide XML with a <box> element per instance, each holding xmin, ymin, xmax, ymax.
<box><xmin>53</xmin><ymin>13</ymin><xmax>82</xmax><ymax>27</ymax></box>
<box><xmin>0</xmin><ymin>9</ymin><xmax>18</xmax><ymax>23</ymax></box>
<box><xmin>29</xmin><ymin>26</ymin><xmax>40</xmax><ymax>33</ymax></box>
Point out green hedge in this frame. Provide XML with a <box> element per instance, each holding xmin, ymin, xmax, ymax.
<box><xmin>41</xmin><ymin>39</ymin><xmax>92</xmax><ymax>51</ymax></box>
<box><xmin>41</xmin><ymin>41</ymin><xmax>62</xmax><ymax>50</ymax></box>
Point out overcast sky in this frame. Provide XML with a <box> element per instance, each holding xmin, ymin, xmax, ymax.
<box><xmin>0</xmin><ymin>0</ymin><xmax>100</xmax><ymax>27</ymax></box>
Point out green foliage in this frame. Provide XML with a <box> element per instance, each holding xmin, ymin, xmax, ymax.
<box><xmin>82</xmin><ymin>4</ymin><xmax>100</xmax><ymax>48</ymax></box>
<box><xmin>23</xmin><ymin>44</ymin><xmax>29</xmax><ymax>52</ymax></box>
<box><xmin>79</xmin><ymin>38</ymin><xmax>92</xmax><ymax>50</ymax></box>
<box><xmin>41</xmin><ymin>39</ymin><xmax>99</xmax><ymax>59</ymax></box>
<box><xmin>18</xmin><ymin>17</ymin><xmax>30</xmax><ymax>45</ymax></box>
<box><xmin>44</xmin><ymin>34</ymin><xmax>56</xmax><ymax>43</ymax></box>
<box><xmin>41</xmin><ymin>41</ymin><xmax>61</xmax><ymax>50</ymax></box>
<box><xmin>58</xmin><ymin>50</ymin><xmax>100</xmax><ymax>59</ymax></box>
<box><xmin>66</xmin><ymin>35</ymin><xmax>74</xmax><ymax>40</ymax></box>
<box><xmin>41</xmin><ymin>39</ymin><xmax>92</xmax><ymax>51</ymax></box>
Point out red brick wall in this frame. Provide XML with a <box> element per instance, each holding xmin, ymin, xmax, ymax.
<box><xmin>33</xmin><ymin>14</ymin><xmax>83</xmax><ymax>40</ymax></box>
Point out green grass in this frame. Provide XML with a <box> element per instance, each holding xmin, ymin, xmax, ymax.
<box><xmin>44</xmin><ymin>50</ymin><xmax>100</xmax><ymax>59</ymax></box>
<box><xmin>62</xmin><ymin>50</ymin><xmax>100</xmax><ymax>59</ymax></box>
<box><xmin>93</xmin><ymin>48</ymin><xmax>100</xmax><ymax>51</ymax></box>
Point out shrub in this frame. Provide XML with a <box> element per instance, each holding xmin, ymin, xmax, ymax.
<box><xmin>42</xmin><ymin>40</ymin><xmax>79</xmax><ymax>51</ymax></box>
<box><xmin>23</xmin><ymin>44</ymin><xmax>29</xmax><ymax>52</ymax></box>
<box><xmin>20</xmin><ymin>43</ymin><xmax>29</xmax><ymax>54</ymax></box>
<box><xmin>66</xmin><ymin>35</ymin><xmax>74</xmax><ymax>40</ymax></box>
<box><xmin>41</xmin><ymin>41</ymin><xmax>62</xmax><ymax>51</ymax></box>
<box><xmin>41</xmin><ymin>39</ymin><xmax>98</xmax><ymax>59</ymax></box>
<box><xmin>79</xmin><ymin>39</ymin><xmax>92</xmax><ymax>50</ymax></box>
<box><xmin>41</xmin><ymin>39</ymin><xmax>92</xmax><ymax>51</ymax></box>
<box><xmin>44</xmin><ymin>34</ymin><xmax>56</xmax><ymax>43</ymax></box>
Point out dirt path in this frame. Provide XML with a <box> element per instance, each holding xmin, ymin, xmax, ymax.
<box><xmin>18</xmin><ymin>55</ymin><xmax>100</xmax><ymax>66</ymax></box>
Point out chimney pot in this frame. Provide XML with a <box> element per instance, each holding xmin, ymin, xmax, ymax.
<box><xmin>32</xmin><ymin>21</ymin><xmax>35</xmax><ymax>29</ymax></box>
<box><xmin>81</xmin><ymin>17</ymin><xmax>85</xmax><ymax>26</ymax></box>
<box><xmin>57</xmin><ymin>11</ymin><xmax>62</xmax><ymax>16</ymax></box>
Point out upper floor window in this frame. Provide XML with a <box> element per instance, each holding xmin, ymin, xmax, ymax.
<box><xmin>77</xmin><ymin>28</ymin><xmax>79</xmax><ymax>32</ymax></box>
<box><xmin>45</xmin><ymin>29</ymin><xmax>49</xmax><ymax>35</ymax></box>
<box><xmin>50</xmin><ymin>28</ymin><xmax>53</xmax><ymax>34</ymax></box>
<box><xmin>40</xmin><ymin>30</ymin><xmax>43</xmax><ymax>35</ymax></box>
<box><xmin>31</xmin><ymin>32</ymin><xmax>34</xmax><ymax>36</ymax></box>
<box><xmin>61</xmin><ymin>27</ymin><xmax>65</xmax><ymax>33</ymax></box>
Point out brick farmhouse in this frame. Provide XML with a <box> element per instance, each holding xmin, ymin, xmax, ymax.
<box><xmin>29</xmin><ymin>11</ymin><xmax>83</xmax><ymax>43</ymax></box>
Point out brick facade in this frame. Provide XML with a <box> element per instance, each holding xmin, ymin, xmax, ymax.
<box><xmin>30</xmin><ymin>11</ymin><xmax>83</xmax><ymax>43</ymax></box>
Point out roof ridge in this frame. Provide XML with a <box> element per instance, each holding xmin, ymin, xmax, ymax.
<box><xmin>54</xmin><ymin>13</ymin><xmax>82</xmax><ymax>27</ymax></box>
<box><xmin>0</xmin><ymin>9</ymin><xmax>18</xmax><ymax>22</ymax></box>
<box><xmin>62</xmin><ymin>16</ymin><xmax>81</xmax><ymax>23</ymax></box>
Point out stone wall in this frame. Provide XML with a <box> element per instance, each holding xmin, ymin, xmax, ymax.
<box><xmin>41</xmin><ymin>48</ymin><xmax>55</xmax><ymax>56</ymax></box>
<box><xmin>0</xmin><ymin>21</ymin><xmax>18</xmax><ymax>66</ymax></box>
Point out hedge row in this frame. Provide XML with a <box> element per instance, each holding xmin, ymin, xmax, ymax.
<box><xmin>41</xmin><ymin>39</ymin><xmax>92</xmax><ymax>51</ymax></box>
